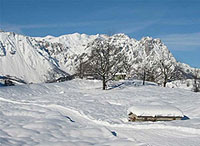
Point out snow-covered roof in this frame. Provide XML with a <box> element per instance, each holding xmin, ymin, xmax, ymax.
<box><xmin>115</xmin><ymin>72</ymin><xmax>126</xmax><ymax>75</ymax></box>
<box><xmin>127</xmin><ymin>105</ymin><xmax>184</xmax><ymax>117</ymax></box>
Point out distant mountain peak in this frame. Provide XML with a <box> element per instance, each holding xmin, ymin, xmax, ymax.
<box><xmin>0</xmin><ymin>31</ymin><xmax>198</xmax><ymax>83</ymax></box>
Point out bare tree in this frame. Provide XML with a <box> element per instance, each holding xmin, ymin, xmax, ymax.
<box><xmin>136</xmin><ymin>62</ymin><xmax>149</xmax><ymax>85</ymax></box>
<box><xmin>157</xmin><ymin>51</ymin><xmax>176</xmax><ymax>87</ymax></box>
<box><xmin>135</xmin><ymin>57</ymin><xmax>158</xmax><ymax>85</ymax></box>
<box><xmin>192</xmin><ymin>69</ymin><xmax>200</xmax><ymax>92</ymax></box>
<box><xmin>75</xmin><ymin>54</ymin><xmax>86</xmax><ymax>79</ymax></box>
<box><xmin>86</xmin><ymin>38</ymin><xmax>128</xmax><ymax>90</ymax></box>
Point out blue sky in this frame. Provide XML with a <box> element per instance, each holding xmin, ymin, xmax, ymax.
<box><xmin>0</xmin><ymin>0</ymin><xmax>200</xmax><ymax>67</ymax></box>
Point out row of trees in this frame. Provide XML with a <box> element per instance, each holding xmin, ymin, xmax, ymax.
<box><xmin>135</xmin><ymin>52</ymin><xmax>177</xmax><ymax>87</ymax></box>
<box><xmin>75</xmin><ymin>37</ymin><xmax>200</xmax><ymax>91</ymax></box>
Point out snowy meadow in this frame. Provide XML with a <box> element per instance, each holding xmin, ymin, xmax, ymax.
<box><xmin>0</xmin><ymin>79</ymin><xmax>200</xmax><ymax>146</ymax></box>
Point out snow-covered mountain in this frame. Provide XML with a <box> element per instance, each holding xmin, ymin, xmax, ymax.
<box><xmin>0</xmin><ymin>31</ymin><xmax>198</xmax><ymax>83</ymax></box>
<box><xmin>0</xmin><ymin>31</ymin><xmax>68</xmax><ymax>83</ymax></box>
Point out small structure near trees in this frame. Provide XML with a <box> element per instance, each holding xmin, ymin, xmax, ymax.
<box><xmin>114</xmin><ymin>72</ymin><xmax>126</xmax><ymax>80</ymax></box>
<box><xmin>128</xmin><ymin>105</ymin><xmax>184</xmax><ymax>122</ymax></box>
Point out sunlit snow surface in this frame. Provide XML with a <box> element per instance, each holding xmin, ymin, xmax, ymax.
<box><xmin>0</xmin><ymin>79</ymin><xmax>200</xmax><ymax>146</ymax></box>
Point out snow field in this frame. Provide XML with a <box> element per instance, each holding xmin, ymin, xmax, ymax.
<box><xmin>0</xmin><ymin>79</ymin><xmax>200</xmax><ymax>145</ymax></box>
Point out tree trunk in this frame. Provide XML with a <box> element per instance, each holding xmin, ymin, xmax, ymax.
<box><xmin>193</xmin><ymin>78</ymin><xmax>199</xmax><ymax>92</ymax></box>
<box><xmin>102</xmin><ymin>76</ymin><xmax>106</xmax><ymax>90</ymax></box>
<box><xmin>163</xmin><ymin>74</ymin><xmax>167</xmax><ymax>87</ymax></box>
<box><xmin>79</xmin><ymin>59</ymin><xmax>83</xmax><ymax>79</ymax></box>
<box><xmin>79</xmin><ymin>64</ymin><xmax>83</xmax><ymax>79</ymax></box>
<box><xmin>143</xmin><ymin>70</ymin><xmax>146</xmax><ymax>85</ymax></box>
<box><xmin>163</xmin><ymin>81</ymin><xmax>167</xmax><ymax>87</ymax></box>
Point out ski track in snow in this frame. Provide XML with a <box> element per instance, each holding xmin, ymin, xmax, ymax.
<box><xmin>0</xmin><ymin>97</ymin><xmax>146</xmax><ymax>146</ymax></box>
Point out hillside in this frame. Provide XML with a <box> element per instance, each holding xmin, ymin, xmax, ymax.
<box><xmin>0</xmin><ymin>31</ymin><xmax>198</xmax><ymax>83</ymax></box>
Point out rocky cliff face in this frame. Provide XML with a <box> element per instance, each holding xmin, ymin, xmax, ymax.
<box><xmin>0</xmin><ymin>31</ymin><xmax>198</xmax><ymax>83</ymax></box>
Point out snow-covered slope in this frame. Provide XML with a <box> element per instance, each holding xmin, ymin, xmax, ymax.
<box><xmin>0</xmin><ymin>31</ymin><xmax>68</xmax><ymax>83</ymax></box>
<box><xmin>0</xmin><ymin>31</ymin><xmax>198</xmax><ymax>83</ymax></box>
<box><xmin>0</xmin><ymin>79</ymin><xmax>200</xmax><ymax>145</ymax></box>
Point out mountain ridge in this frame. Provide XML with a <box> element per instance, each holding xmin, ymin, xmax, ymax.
<box><xmin>0</xmin><ymin>31</ymin><xmax>198</xmax><ymax>83</ymax></box>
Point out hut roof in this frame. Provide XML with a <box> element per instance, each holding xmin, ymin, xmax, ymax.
<box><xmin>115</xmin><ymin>72</ymin><xmax>126</xmax><ymax>75</ymax></box>
<box><xmin>127</xmin><ymin>105</ymin><xmax>184</xmax><ymax>117</ymax></box>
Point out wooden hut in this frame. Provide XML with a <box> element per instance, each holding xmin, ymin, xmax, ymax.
<box><xmin>114</xmin><ymin>73</ymin><xmax>126</xmax><ymax>80</ymax></box>
<box><xmin>128</xmin><ymin>105</ymin><xmax>184</xmax><ymax>122</ymax></box>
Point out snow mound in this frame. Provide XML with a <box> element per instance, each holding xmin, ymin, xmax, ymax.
<box><xmin>127</xmin><ymin>105</ymin><xmax>184</xmax><ymax>117</ymax></box>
